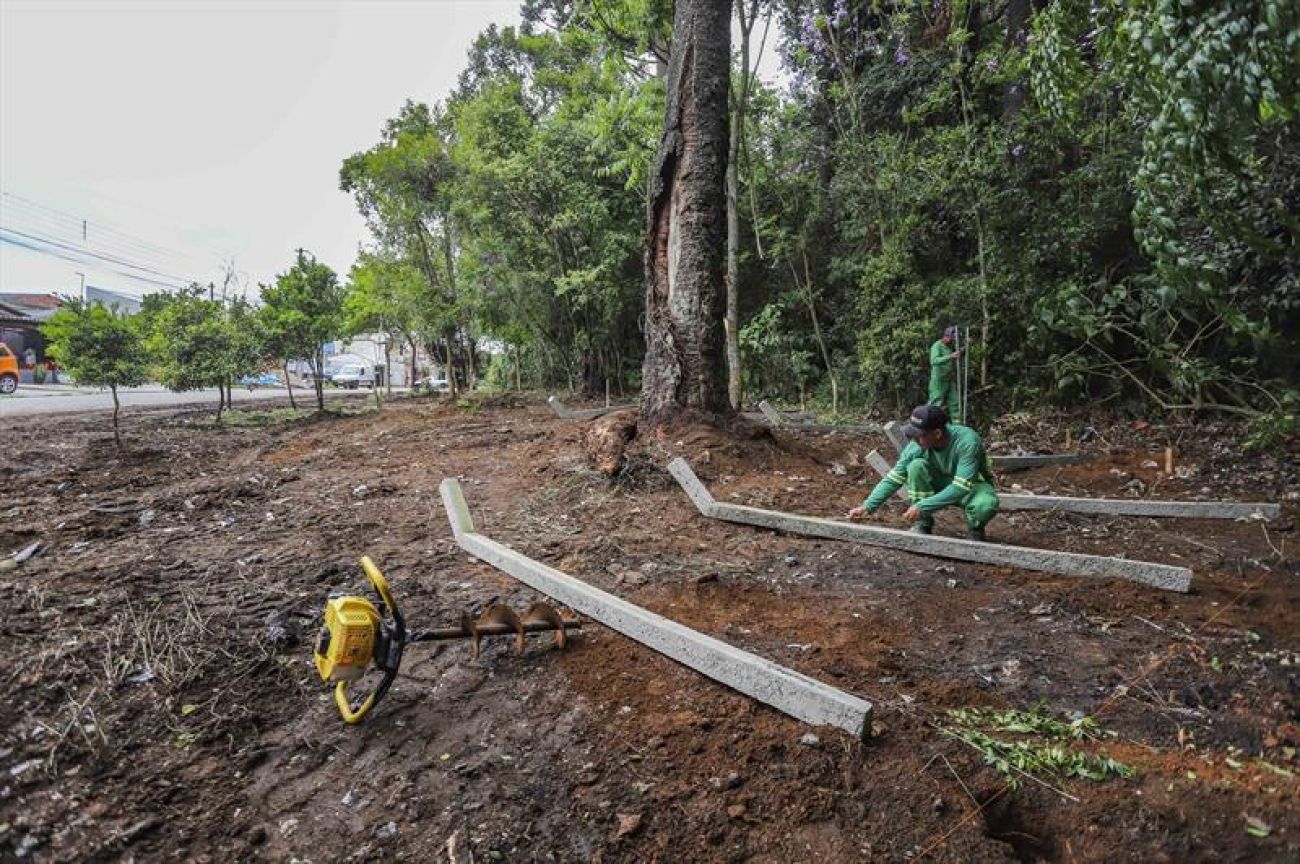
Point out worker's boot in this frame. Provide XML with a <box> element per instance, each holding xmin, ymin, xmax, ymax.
<box><xmin>967</xmin><ymin>526</ymin><xmax>987</xmax><ymax>542</ymax></box>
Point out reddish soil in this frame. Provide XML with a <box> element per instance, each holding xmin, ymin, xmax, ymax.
<box><xmin>2</xmin><ymin>395</ymin><xmax>1297</xmax><ymax>862</ymax></box>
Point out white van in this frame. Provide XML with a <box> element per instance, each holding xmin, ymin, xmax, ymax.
<box><xmin>331</xmin><ymin>363</ymin><xmax>374</xmax><ymax>389</ymax></box>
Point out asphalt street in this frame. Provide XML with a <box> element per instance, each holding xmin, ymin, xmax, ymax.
<box><xmin>0</xmin><ymin>385</ymin><xmax>353</xmax><ymax>417</ymax></box>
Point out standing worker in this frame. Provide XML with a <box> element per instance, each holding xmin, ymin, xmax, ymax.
<box><xmin>847</xmin><ymin>405</ymin><xmax>999</xmax><ymax>540</ymax></box>
<box><xmin>929</xmin><ymin>325</ymin><xmax>962</xmax><ymax>420</ymax></box>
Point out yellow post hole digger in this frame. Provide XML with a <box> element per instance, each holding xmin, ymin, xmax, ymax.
<box><xmin>314</xmin><ymin>557</ymin><xmax>582</xmax><ymax>723</ymax></box>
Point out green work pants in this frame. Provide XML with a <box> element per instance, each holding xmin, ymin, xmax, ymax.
<box><xmin>906</xmin><ymin>459</ymin><xmax>999</xmax><ymax>530</ymax></box>
<box><xmin>928</xmin><ymin>377</ymin><xmax>960</xmax><ymax>421</ymax></box>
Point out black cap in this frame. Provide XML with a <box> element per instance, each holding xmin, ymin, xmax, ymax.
<box><xmin>902</xmin><ymin>404</ymin><xmax>949</xmax><ymax>438</ymax></box>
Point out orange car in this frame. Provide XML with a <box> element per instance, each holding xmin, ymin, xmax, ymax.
<box><xmin>0</xmin><ymin>342</ymin><xmax>18</xmax><ymax>394</ymax></box>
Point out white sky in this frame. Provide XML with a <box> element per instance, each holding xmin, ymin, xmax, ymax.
<box><xmin>1</xmin><ymin>1</ymin><xmax>785</xmax><ymax>303</ymax></box>
<box><xmin>0</xmin><ymin>0</ymin><xmax>522</xmax><ymax>300</ymax></box>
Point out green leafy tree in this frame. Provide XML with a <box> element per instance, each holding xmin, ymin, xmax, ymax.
<box><xmin>342</xmin><ymin>252</ymin><xmax>430</xmax><ymax>393</ymax></box>
<box><xmin>261</xmin><ymin>251</ymin><xmax>343</xmax><ymax>411</ymax></box>
<box><xmin>145</xmin><ymin>287</ymin><xmax>263</xmax><ymax>421</ymax></box>
<box><xmin>43</xmin><ymin>299</ymin><xmax>150</xmax><ymax>447</ymax></box>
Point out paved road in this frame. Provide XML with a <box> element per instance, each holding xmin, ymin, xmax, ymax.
<box><xmin>0</xmin><ymin>385</ymin><xmax>358</xmax><ymax>418</ymax></box>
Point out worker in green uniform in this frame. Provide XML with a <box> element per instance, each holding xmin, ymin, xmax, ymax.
<box><xmin>929</xmin><ymin>325</ymin><xmax>962</xmax><ymax>420</ymax></box>
<box><xmin>847</xmin><ymin>405</ymin><xmax>999</xmax><ymax>541</ymax></box>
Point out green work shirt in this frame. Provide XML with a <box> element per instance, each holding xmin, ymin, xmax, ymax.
<box><xmin>863</xmin><ymin>423</ymin><xmax>995</xmax><ymax>514</ymax></box>
<box><xmin>930</xmin><ymin>339</ymin><xmax>956</xmax><ymax>386</ymax></box>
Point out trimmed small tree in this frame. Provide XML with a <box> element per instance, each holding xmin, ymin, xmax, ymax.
<box><xmin>262</xmin><ymin>251</ymin><xmax>343</xmax><ymax>412</ymax></box>
<box><xmin>43</xmin><ymin>299</ymin><xmax>150</xmax><ymax>447</ymax></box>
<box><xmin>146</xmin><ymin>287</ymin><xmax>260</xmax><ymax>422</ymax></box>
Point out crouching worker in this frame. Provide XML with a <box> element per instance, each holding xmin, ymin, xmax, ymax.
<box><xmin>847</xmin><ymin>405</ymin><xmax>999</xmax><ymax>541</ymax></box>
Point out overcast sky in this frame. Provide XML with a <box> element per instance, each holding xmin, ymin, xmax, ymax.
<box><xmin>0</xmin><ymin>0</ymin><xmax>522</xmax><ymax>300</ymax></box>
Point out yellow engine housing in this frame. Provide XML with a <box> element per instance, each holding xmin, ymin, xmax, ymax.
<box><xmin>315</xmin><ymin>596</ymin><xmax>381</xmax><ymax>682</ymax></box>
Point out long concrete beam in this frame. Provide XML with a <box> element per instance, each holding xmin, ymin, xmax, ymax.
<box><xmin>883</xmin><ymin>421</ymin><xmax>907</xmax><ymax>453</ymax></box>
<box><xmin>757</xmin><ymin>400</ymin><xmax>880</xmax><ymax>435</ymax></box>
<box><xmin>757</xmin><ymin>400</ymin><xmax>788</xmax><ymax>427</ymax></box>
<box><xmin>667</xmin><ymin>458</ymin><xmax>1192</xmax><ymax>593</ymax></box>
<box><xmin>439</xmin><ymin>478</ymin><xmax>873</xmax><ymax>738</ymax></box>
<box><xmin>880</xmin><ymin>422</ymin><xmax>1092</xmax><ymax>470</ymax></box>
<box><xmin>547</xmin><ymin>396</ymin><xmax>637</xmax><ymax>421</ymax></box>
<box><xmin>863</xmin><ymin>450</ymin><xmax>1278</xmax><ymax>521</ymax></box>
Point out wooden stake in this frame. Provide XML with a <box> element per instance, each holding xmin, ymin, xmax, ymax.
<box><xmin>1065</xmin><ymin>428</ymin><xmax>1072</xmax><ymax>448</ymax></box>
<box><xmin>1165</xmin><ymin>446</ymin><xmax>1174</xmax><ymax>474</ymax></box>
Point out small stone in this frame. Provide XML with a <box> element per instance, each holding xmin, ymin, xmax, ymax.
<box><xmin>613</xmin><ymin>813</ymin><xmax>642</xmax><ymax>839</ymax></box>
<box><xmin>376</xmin><ymin>821</ymin><xmax>397</xmax><ymax>838</ymax></box>
<box><xmin>138</xmin><ymin>509</ymin><xmax>156</xmax><ymax>525</ymax></box>
<box><xmin>726</xmin><ymin>804</ymin><xmax>747</xmax><ymax>819</ymax></box>
<box><xmin>783</xmin><ymin>555</ymin><xmax>798</xmax><ymax>565</ymax></box>
<box><xmin>799</xmin><ymin>733</ymin><xmax>820</xmax><ymax>747</ymax></box>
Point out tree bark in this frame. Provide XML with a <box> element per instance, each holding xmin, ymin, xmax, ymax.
<box><xmin>111</xmin><ymin>384</ymin><xmax>122</xmax><ymax>448</ymax></box>
<box><xmin>314</xmin><ymin>349</ymin><xmax>325</xmax><ymax>412</ymax></box>
<box><xmin>641</xmin><ymin>0</ymin><xmax>732</xmax><ymax>426</ymax></box>
<box><xmin>408</xmin><ymin>335</ymin><xmax>418</xmax><ymax>389</ymax></box>
<box><xmin>284</xmin><ymin>361</ymin><xmax>297</xmax><ymax>409</ymax></box>
<box><xmin>726</xmin><ymin>1</ymin><xmax>761</xmax><ymax>412</ymax></box>
<box><xmin>383</xmin><ymin>340</ymin><xmax>393</xmax><ymax>395</ymax></box>
<box><xmin>1002</xmin><ymin>0</ymin><xmax>1030</xmax><ymax>121</ymax></box>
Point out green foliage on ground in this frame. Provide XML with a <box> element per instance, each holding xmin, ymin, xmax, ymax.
<box><xmin>941</xmin><ymin>703</ymin><xmax>1135</xmax><ymax>790</ymax></box>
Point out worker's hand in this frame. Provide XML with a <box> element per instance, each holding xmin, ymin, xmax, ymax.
<box><xmin>950</xmin><ymin>350</ymin><xmax>962</xmax><ymax>360</ymax></box>
<box><xmin>846</xmin><ymin>505</ymin><xmax>870</xmax><ymax>521</ymax></box>
<box><xmin>903</xmin><ymin>505</ymin><xmax>924</xmax><ymax>523</ymax></box>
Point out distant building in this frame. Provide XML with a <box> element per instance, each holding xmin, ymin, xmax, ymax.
<box><xmin>0</xmin><ymin>295</ymin><xmax>56</xmax><ymax>377</ymax></box>
<box><xmin>324</xmin><ymin>334</ymin><xmax>439</xmax><ymax>387</ymax></box>
<box><xmin>0</xmin><ymin>289</ymin><xmax>141</xmax><ymax>381</ymax></box>
<box><xmin>84</xmin><ymin>286</ymin><xmax>142</xmax><ymax>315</ymax></box>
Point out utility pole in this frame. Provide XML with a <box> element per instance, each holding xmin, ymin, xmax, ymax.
<box><xmin>75</xmin><ymin>271</ymin><xmax>86</xmax><ymax>301</ymax></box>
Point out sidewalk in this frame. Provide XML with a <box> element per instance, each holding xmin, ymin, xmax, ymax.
<box><xmin>5</xmin><ymin>382</ymin><xmax>106</xmax><ymax>398</ymax></box>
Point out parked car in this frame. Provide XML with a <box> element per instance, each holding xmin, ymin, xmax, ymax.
<box><xmin>238</xmin><ymin>373</ymin><xmax>284</xmax><ymax>388</ymax></box>
<box><xmin>413</xmin><ymin>376</ymin><xmax>450</xmax><ymax>394</ymax></box>
<box><xmin>0</xmin><ymin>342</ymin><xmax>18</xmax><ymax>395</ymax></box>
<box><xmin>331</xmin><ymin>364</ymin><xmax>374</xmax><ymax>389</ymax></box>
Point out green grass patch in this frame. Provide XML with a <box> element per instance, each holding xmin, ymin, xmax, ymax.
<box><xmin>200</xmin><ymin>407</ymin><xmax>316</xmax><ymax>429</ymax></box>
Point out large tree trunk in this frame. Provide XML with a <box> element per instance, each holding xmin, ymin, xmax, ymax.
<box><xmin>641</xmin><ymin>0</ymin><xmax>732</xmax><ymax>427</ymax></box>
<box><xmin>725</xmin><ymin>0</ymin><xmax>762</xmax><ymax>412</ymax></box>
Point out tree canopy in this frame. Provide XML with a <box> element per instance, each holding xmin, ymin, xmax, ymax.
<box><xmin>333</xmin><ymin>0</ymin><xmax>1298</xmax><ymax>419</ymax></box>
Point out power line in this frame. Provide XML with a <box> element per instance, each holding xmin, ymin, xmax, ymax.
<box><xmin>0</xmin><ymin>226</ymin><xmax>197</xmax><ymax>284</ymax></box>
<box><xmin>0</xmin><ymin>231</ymin><xmax>191</xmax><ymax>292</ymax></box>
<box><xmin>0</xmin><ymin>191</ymin><xmax>202</xmax><ymax>264</ymax></box>
<box><xmin>0</xmin><ymin>194</ymin><xmax>207</xmax><ymax>275</ymax></box>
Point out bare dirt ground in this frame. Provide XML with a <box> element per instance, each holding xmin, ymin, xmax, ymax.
<box><xmin>3</xmin><ymin>394</ymin><xmax>1297</xmax><ymax>863</ymax></box>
